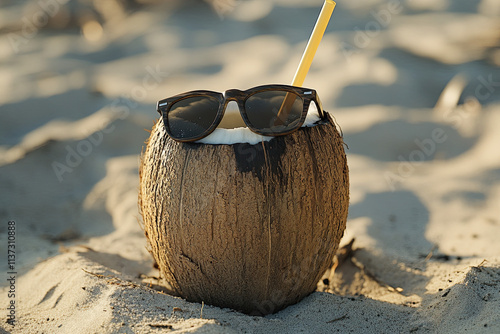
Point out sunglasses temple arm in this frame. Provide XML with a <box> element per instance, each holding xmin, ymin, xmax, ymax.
<box><xmin>314</xmin><ymin>93</ymin><xmax>326</xmax><ymax>119</ymax></box>
<box><xmin>276</xmin><ymin>92</ymin><xmax>325</xmax><ymax>126</ymax></box>
<box><xmin>156</xmin><ymin>102</ymin><xmax>161</xmax><ymax>114</ymax></box>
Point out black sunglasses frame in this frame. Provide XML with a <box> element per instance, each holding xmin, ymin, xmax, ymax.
<box><xmin>156</xmin><ymin>84</ymin><xmax>326</xmax><ymax>142</ymax></box>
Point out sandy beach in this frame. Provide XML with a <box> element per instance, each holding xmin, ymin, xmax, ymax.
<box><xmin>1</xmin><ymin>0</ymin><xmax>500</xmax><ymax>333</ymax></box>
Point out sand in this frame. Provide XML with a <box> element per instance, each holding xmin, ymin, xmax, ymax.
<box><xmin>1</xmin><ymin>0</ymin><xmax>500</xmax><ymax>333</ymax></box>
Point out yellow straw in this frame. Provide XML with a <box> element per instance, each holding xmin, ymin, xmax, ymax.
<box><xmin>275</xmin><ymin>0</ymin><xmax>336</xmax><ymax>125</ymax></box>
<box><xmin>292</xmin><ymin>0</ymin><xmax>336</xmax><ymax>86</ymax></box>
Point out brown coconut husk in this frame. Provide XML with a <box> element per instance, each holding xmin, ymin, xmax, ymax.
<box><xmin>138</xmin><ymin>113</ymin><xmax>349</xmax><ymax>315</ymax></box>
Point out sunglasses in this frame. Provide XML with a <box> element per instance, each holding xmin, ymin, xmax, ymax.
<box><xmin>156</xmin><ymin>84</ymin><xmax>326</xmax><ymax>142</ymax></box>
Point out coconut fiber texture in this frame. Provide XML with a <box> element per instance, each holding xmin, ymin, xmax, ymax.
<box><xmin>139</xmin><ymin>113</ymin><xmax>349</xmax><ymax>315</ymax></box>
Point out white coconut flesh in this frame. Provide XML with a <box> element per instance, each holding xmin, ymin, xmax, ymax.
<box><xmin>197</xmin><ymin>101</ymin><xmax>322</xmax><ymax>145</ymax></box>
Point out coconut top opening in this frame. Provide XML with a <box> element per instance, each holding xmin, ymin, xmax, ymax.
<box><xmin>197</xmin><ymin>101</ymin><xmax>322</xmax><ymax>145</ymax></box>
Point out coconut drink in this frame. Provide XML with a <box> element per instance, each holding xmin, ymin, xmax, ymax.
<box><xmin>138</xmin><ymin>0</ymin><xmax>348</xmax><ymax>315</ymax></box>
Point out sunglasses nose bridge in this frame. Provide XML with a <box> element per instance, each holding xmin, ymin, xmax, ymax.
<box><xmin>217</xmin><ymin>91</ymin><xmax>247</xmax><ymax>129</ymax></box>
<box><xmin>225</xmin><ymin>88</ymin><xmax>242</xmax><ymax>94</ymax></box>
<box><xmin>224</xmin><ymin>89</ymin><xmax>243</xmax><ymax>100</ymax></box>
<box><xmin>222</xmin><ymin>90</ymin><xmax>246</xmax><ymax>110</ymax></box>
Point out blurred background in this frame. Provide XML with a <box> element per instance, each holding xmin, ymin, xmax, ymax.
<box><xmin>0</xmin><ymin>0</ymin><xmax>499</xmax><ymax>275</ymax></box>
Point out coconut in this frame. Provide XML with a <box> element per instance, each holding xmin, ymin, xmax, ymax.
<box><xmin>138</xmin><ymin>104</ymin><xmax>349</xmax><ymax>315</ymax></box>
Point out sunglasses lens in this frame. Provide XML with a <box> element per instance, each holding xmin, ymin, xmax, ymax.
<box><xmin>245</xmin><ymin>91</ymin><xmax>303</xmax><ymax>135</ymax></box>
<box><xmin>166</xmin><ymin>96</ymin><xmax>220</xmax><ymax>140</ymax></box>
